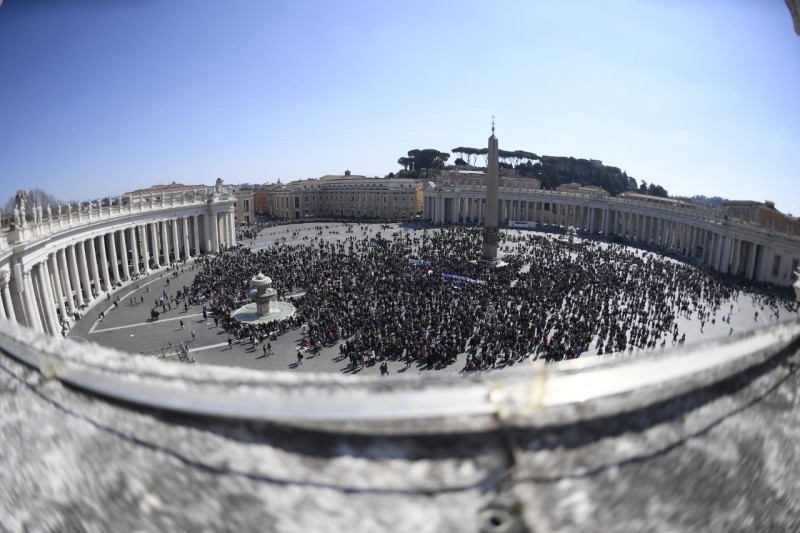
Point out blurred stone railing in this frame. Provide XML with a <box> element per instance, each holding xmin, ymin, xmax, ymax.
<box><xmin>1</xmin><ymin>316</ymin><xmax>797</xmax><ymax>434</ymax></box>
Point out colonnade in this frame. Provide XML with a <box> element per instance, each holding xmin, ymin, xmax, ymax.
<box><xmin>423</xmin><ymin>190</ymin><xmax>799</xmax><ymax>287</ymax></box>
<box><xmin>0</xmin><ymin>209</ymin><xmax>236</xmax><ymax>336</ymax></box>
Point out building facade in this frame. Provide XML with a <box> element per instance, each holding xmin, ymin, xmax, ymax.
<box><xmin>234</xmin><ymin>185</ymin><xmax>256</xmax><ymax>225</ymax></box>
<box><xmin>0</xmin><ymin>186</ymin><xmax>236</xmax><ymax>336</ymax></box>
<box><xmin>423</xmin><ymin>174</ymin><xmax>800</xmax><ymax>287</ymax></box>
<box><xmin>723</xmin><ymin>200</ymin><xmax>800</xmax><ymax>236</ymax></box>
<box><xmin>270</xmin><ymin>174</ymin><xmax>418</xmax><ymax>220</ymax></box>
<box><xmin>253</xmin><ymin>184</ymin><xmax>278</xmax><ymax>217</ymax></box>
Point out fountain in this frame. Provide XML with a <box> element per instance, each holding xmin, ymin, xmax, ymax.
<box><xmin>232</xmin><ymin>272</ymin><xmax>296</xmax><ymax>324</ymax></box>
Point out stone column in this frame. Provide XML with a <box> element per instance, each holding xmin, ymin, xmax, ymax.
<box><xmin>672</xmin><ymin>222</ymin><xmax>679</xmax><ymax>248</ymax></box>
<box><xmin>108</xmin><ymin>232</ymin><xmax>121</xmax><ymax>284</ymax></box>
<box><xmin>58</xmin><ymin>249</ymin><xmax>75</xmax><ymax>314</ymax></box>
<box><xmin>171</xmin><ymin>218</ymin><xmax>180</xmax><ymax>260</ymax></box>
<box><xmin>88</xmin><ymin>238</ymin><xmax>100</xmax><ymax>298</ymax></box>
<box><xmin>719</xmin><ymin>235</ymin><xmax>731</xmax><ymax>273</ymax></box>
<box><xmin>77</xmin><ymin>241</ymin><xmax>92</xmax><ymax>302</ymax></box>
<box><xmin>119</xmin><ymin>228</ymin><xmax>130</xmax><ymax>280</ymax></box>
<box><xmin>140</xmin><ymin>225</ymin><xmax>151</xmax><ymax>272</ymax></box>
<box><xmin>28</xmin><ymin>265</ymin><xmax>47</xmax><ymax>333</ymax></box>
<box><xmin>731</xmin><ymin>239</ymin><xmax>742</xmax><ymax>276</ymax></box>
<box><xmin>66</xmin><ymin>245</ymin><xmax>84</xmax><ymax>307</ymax></box>
<box><xmin>229</xmin><ymin>212</ymin><xmax>236</xmax><ymax>246</ymax></box>
<box><xmin>714</xmin><ymin>234</ymin><xmax>723</xmax><ymax>269</ymax></box>
<box><xmin>704</xmin><ymin>231</ymin><xmax>712</xmax><ymax>261</ymax></box>
<box><xmin>182</xmin><ymin>217</ymin><xmax>191</xmax><ymax>259</ymax></box>
<box><xmin>205</xmin><ymin>213</ymin><xmax>213</xmax><ymax>252</ymax></box>
<box><xmin>129</xmin><ymin>227</ymin><xmax>140</xmax><ymax>274</ymax></box>
<box><xmin>48</xmin><ymin>253</ymin><xmax>67</xmax><ymax>321</ymax></box>
<box><xmin>30</xmin><ymin>267</ymin><xmax>48</xmax><ymax>332</ymax></box>
<box><xmin>212</xmin><ymin>212</ymin><xmax>221</xmax><ymax>251</ymax></box>
<box><xmin>23</xmin><ymin>270</ymin><xmax>43</xmax><ymax>332</ymax></box>
<box><xmin>37</xmin><ymin>262</ymin><xmax>58</xmax><ymax>335</ymax></box>
<box><xmin>193</xmin><ymin>216</ymin><xmax>200</xmax><ymax>255</ymax></box>
<box><xmin>150</xmin><ymin>223</ymin><xmax>160</xmax><ymax>267</ymax></box>
<box><xmin>98</xmin><ymin>234</ymin><xmax>111</xmax><ymax>291</ymax></box>
<box><xmin>43</xmin><ymin>260</ymin><xmax>63</xmax><ymax>332</ymax></box>
<box><xmin>161</xmin><ymin>220</ymin><xmax>170</xmax><ymax>263</ymax></box>
<box><xmin>1</xmin><ymin>271</ymin><xmax>16</xmax><ymax>322</ymax></box>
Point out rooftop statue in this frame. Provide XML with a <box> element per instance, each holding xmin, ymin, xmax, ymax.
<box><xmin>14</xmin><ymin>190</ymin><xmax>28</xmax><ymax>228</ymax></box>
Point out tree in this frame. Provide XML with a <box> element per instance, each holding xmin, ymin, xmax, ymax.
<box><xmin>452</xmin><ymin>147</ymin><xmax>482</xmax><ymax>166</ymax></box>
<box><xmin>454</xmin><ymin>157</ymin><xmax>468</xmax><ymax>166</ymax></box>
<box><xmin>498</xmin><ymin>149</ymin><xmax>515</xmax><ymax>166</ymax></box>
<box><xmin>402</xmin><ymin>149</ymin><xmax>450</xmax><ymax>172</ymax></box>
<box><xmin>477</xmin><ymin>147</ymin><xmax>489</xmax><ymax>166</ymax></box>
<box><xmin>2</xmin><ymin>188</ymin><xmax>64</xmax><ymax>217</ymax></box>
<box><xmin>434</xmin><ymin>152</ymin><xmax>450</xmax><ymax>169</ymax></box>
<box><xmin>407</xmin><ymin>149</ymin><xmax>421</xmax><ymax>170</ymax></box>
<box><xmin>452</xmin><ymin>147</ymin><xmax>471</xmax><ymax>165</ymax></box>
<box><xmin>648</xmin><ymin>184</ymin><xmax>668</xmax><ymax>197</ymax></box>
<box><xmin>639</xmin><ymin>180</ymin><xmax>648</xmax><ymax>193</ymax></box>
<box><xmin>397</xmin><ymin>157</ymin><xmax>414</xmax><ymax>172</ymax></box>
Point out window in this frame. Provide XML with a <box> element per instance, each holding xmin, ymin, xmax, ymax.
<box><xmin>772</xmin><ymin>255</ymin><xmax>781</xmax><ymax>277</ymax></box>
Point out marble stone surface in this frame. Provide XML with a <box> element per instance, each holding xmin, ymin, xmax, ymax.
<box><xmin>2</xmin><ymin>328</ymin><xmax>799</xmax><ymax>532</ymax></box>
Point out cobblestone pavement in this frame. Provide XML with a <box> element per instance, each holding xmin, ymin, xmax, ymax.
<box><xmin>68</xmin><ymin>222</ymin><xmax>795</xmax><ymax>377</ymax></box>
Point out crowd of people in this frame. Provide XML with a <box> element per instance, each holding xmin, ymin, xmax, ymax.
<box><xmin>189</xmin><ymin>223</ymin><xmax>798</xmax><ymax>372</ymax></box>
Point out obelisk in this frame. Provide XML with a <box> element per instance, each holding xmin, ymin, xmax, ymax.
<box><xmin>481</xmin><ymin>119</ymin><xmax>500</xmax><ymax>261</ymax></box>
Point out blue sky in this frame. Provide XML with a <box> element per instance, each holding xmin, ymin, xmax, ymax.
<box><xmin>1</xmin><ymin>1</ymin><xmax>798</xmax><ymax>214</ymax></box>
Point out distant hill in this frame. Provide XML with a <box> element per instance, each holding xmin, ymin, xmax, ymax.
<box><xmin>526</xmin><ymin>155</ymin><xmax>647</xmax><ymax>197</ymax></box>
